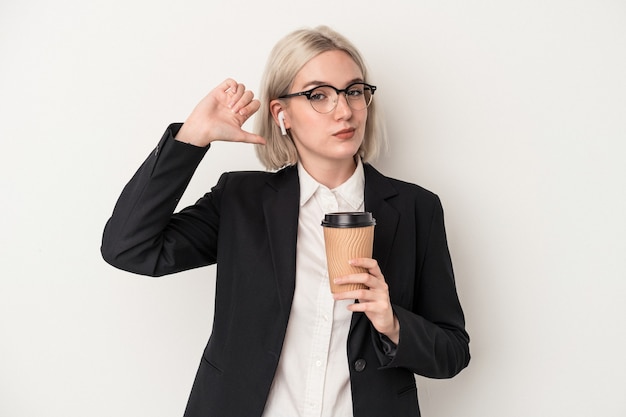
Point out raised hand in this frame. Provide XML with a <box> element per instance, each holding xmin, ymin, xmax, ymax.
<box><xmin>175</xmin><ymin>78</ymin><xmax>265</xmax><ymax>147</ymax></box>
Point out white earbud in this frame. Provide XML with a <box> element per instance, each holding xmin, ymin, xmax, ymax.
<box><xmin>278</xmin><ymin>111</ymin><xmax>287</xmax><ymax>136</ymax></box>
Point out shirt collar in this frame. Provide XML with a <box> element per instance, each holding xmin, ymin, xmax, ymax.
<box><xmin>298</xmin><ymin>158</ymin><xmax>365</xmax><ymax>209</ymax></box>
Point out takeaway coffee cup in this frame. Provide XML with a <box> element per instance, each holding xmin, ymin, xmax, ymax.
<box><xmin>321</xmin><ymin>212</ymin><xmax>376</xmax><ymax>294</ymax></box>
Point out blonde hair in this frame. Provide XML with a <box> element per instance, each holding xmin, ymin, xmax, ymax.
<box><xmin>254</xmin><ymin>26</ymin><xmax>387</xmax><ymax>170</ymax></box>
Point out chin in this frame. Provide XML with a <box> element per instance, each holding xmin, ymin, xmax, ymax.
<box><xmin>331</xmin><ymin>148</ymin><xmax>361</xmax><ymax>163</ymax></box>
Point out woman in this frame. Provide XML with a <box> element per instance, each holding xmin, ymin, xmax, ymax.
<box><xmin>102</xmin><ymin>25</ymin><xmax>470</xmax><ymax>417</ymax></box>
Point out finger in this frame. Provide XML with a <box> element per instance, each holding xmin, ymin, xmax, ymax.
<box><xmin>214</xmin><ymin>121</ymin><xmax>266</xmax><ymax>145</ymax></box>
<box><xmin>333</xmin><ymin>287</ymin><xmax>370</xmax><ymax>301</ymax></box>
<box><xmin>335</xmin><ymin>271</ymin><xmax>370</xmax><ymax>284</ymax></box>
<box><xmin>222</xmin><ymin>78</ymin><xmax>238</xmax><ymax>94</ymax></box>
<box><xmin>236</xmin><ymin>99</ymin><xmax>261</xmax><ymax>119</ymax></box>
<box><xmin>238</xmin><ymin>131</ymin><xmax>266</xmax><ymax>145</ymax></box>
<box><xmin>227</xmin><ymin>83</ymin><xmax>246</xmax><ymax>108</ymax></box>
<box><xmin>334</xmin><ymin>272</ymin><xmax>388</xmax><ymax>297</ymax></box>
<box><xmin>221</xmin><ymin>80</ymin><xmax>239</xmax><ymax>103</ymax></box>
<box><xmin>349</xmin><ymin>258</ymin><xmax>382</xmax><ymax>277</ymax></box>
<box><xmin>231</xmin><ymin>90</ymin><xmax>256</xmax><ymax>114</ymax></box>
<box><xmin>349</xmin><ymin>257</ymin><xmax>378</xmax><ymax>269</ymax></box>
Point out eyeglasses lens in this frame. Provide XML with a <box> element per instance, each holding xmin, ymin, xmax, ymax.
<box><xmin>309</xmin><ymin>84</ymin><xmax>373</xmax><ymax>113</ymax></box>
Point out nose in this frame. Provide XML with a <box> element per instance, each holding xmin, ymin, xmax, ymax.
<box><xmin>333</xmin><ymin>92</ymin><xmax>353</xmax><ymax>119</ymax></box>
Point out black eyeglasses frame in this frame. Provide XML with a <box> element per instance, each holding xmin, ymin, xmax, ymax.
<box><xmin>278</xmin><ymin>82</ymin><xmax>377</xmax><ymax>113</ymax></box>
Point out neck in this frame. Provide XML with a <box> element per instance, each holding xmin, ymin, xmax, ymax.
<box><xmin>300</xmin><ymin>157</ymin><xmax>357</xmax><ymax>189</ymax></box>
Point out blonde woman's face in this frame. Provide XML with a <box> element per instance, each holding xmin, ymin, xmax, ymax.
<box><xmin>284</xmin><ymin>50</ymin><xmax>368</xmax><ymax>169</ymax></box>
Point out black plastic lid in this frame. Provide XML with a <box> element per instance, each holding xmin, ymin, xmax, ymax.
<box><xmin>321</xmin><ymin>212</ymin><xmax>376</xmax><ymax>228</ymax></box>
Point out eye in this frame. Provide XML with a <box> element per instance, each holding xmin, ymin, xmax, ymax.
<box><xmin>309</xmin><ymin>92</ymin><xmax>327</xmax><ymax>101</ymax></box>
<box><xmin>309</xmin><ymin>87</ymin><xmax>331</xmax><ymax>102</ymax></box>
<box><xmin>346</xmin><ymin>85</ymin><xmax>365</xmax><ymax>98</ymax></box>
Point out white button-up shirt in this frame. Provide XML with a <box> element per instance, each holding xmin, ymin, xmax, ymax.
<box><xmin>262</xmin><ymin>159</ymin><xmax>365</xmax><ymax>417</ymax></box>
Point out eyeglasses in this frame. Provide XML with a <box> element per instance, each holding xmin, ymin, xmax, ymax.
<box><xmin>278</xmin><ymin>82</ymin><xmax>377</xmax><ymax>114</ymax></box>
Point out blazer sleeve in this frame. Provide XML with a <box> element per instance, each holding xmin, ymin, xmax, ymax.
<box><xmin>384</xmin><ymin>194</ymin><xmax>470</xmax><ymax>379</ymax></box>
<box><xmin>101</xmin><ymin>123</ymin><xmax>221</xmax><ymax>277</ymax></box>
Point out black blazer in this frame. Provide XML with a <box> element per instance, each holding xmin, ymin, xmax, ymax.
<box><xmin>101</xmin><ymin>124</ymin><xmax>470</xmax><ymax>417</ymax></box>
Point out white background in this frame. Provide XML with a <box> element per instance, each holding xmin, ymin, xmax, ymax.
<box><xmin>1</xmin><ymin>1</ymin><xmax>625</xmax><ymax>416</ymax></box>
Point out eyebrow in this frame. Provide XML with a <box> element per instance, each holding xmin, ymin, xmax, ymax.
<box><xmin>301</xmin><ymin>77</ymin><xmax>365</xmax><ymax>90</ymax></box>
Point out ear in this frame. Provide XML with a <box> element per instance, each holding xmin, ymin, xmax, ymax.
<box><xmin>270</xmin><ymin>99</ymin><xmax>290</xmax><ymax>130</ymax></box>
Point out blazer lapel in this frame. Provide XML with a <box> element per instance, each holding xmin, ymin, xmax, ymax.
<box><xmin>363</xmin><ymin>163</ymin><xmax>399</xmax><ymax>276</ymax></box>
<box><xmin>351</xmin><ymin>163</ymin><xmax>400</xmax><ymax>331</ymax></box>
<box><xmin>262</xmin><ymin>165</ymin><xmax>300</xmax><ymax>320</ymax></box>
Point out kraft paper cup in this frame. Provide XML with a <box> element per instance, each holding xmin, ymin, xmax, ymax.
<box><xmin>321</xmin><ymin>212</ymin><xmax>376</xmax><ymax>294</ymax></box>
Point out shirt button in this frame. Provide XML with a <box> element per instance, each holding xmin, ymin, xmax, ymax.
<box><xmin>354</xmin><ymin>359</ymin><xmax>367</xmax><ymax>372</ymax></box>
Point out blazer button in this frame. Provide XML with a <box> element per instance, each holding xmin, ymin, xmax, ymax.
<box><xmin>354</xmin><ymin>359</ymin><xmax>367</xmax><ymax>372</ymax></box>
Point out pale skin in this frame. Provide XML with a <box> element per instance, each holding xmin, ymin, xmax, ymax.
<box><xmin>174</xmin><ymin>51</ymin><xmax>399</xmax><ymax>345</ymax></box>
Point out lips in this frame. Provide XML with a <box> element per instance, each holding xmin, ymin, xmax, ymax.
<box><xmin>333</xmin><ymin>128</ymin><xmax>356</xmax><ymax>140</ymax></box>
